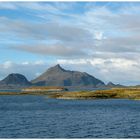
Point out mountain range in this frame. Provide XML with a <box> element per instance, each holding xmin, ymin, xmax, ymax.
<box><xmin>0</xmin><ymin>64</ymin><xmax>125</xmax><ymax>89</ymax></box>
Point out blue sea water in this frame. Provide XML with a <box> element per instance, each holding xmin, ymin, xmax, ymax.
<box><xmin>0</xmin><ymin>95</ymin><xmax>140</xmax><ymax>138</ymax></box>
<box><xmin>0</xmin><ymin>89</ymin><xmax>21</xmax><ymax>92</ymax></box>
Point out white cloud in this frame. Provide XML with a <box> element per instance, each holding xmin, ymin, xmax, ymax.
<box><xmin>22</xmin><ymin>61</ymin><xmax>30</xmax><ymax>65</ymax></box>
<box><xmin>57</xmin><ymin>59</ymin><xmax>88</xmax><ymax>65</ymax></box>
<box><xmin>3</xmin><ymin>61</ymin><xmax>13</xmax><ymax>69</ymax></box>
<box><xmin>34</xmin><ymin>60</ymin><xmax>45</xmax><ymax>65</ymax></box>
<box><xmin>94</xmin><ymin>31</ymin><xmax>105</xmax><ymax>40</ymax></box>
<box><xmin>0</xmin><ymin>2</ymin><xmax>17</xmax><ymax>10</ymax></box>
<box><xmin>35</xmin><ymin>72</ymin><xmax>41</xmax><ymax>77</ymax></box>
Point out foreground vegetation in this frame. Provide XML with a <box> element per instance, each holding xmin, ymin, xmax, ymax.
<box><xmin>0</xmin><ymin>86</ymin><xmax>67</xmax><ymax>95</ymax></box>
<box><xmin>48</xmin><ymin>88</ymin><xmax>140</xmax><ymax>100</ymax></box>
<box><xmin>0</xmin><ymin>87</ymin><xmax>140</xmax><ymax>100</ymax></box>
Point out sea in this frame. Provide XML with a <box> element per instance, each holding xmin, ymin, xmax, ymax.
<box><xmin>0</xmin><ymin>95</ymin><xmax>140</xmax><ymax>138</ymax></box>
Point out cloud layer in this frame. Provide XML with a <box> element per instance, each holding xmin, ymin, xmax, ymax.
<box><xmin>0</xmin><ymin>2</ymin><xmax>140</xmax><ymax>85</ymax></box>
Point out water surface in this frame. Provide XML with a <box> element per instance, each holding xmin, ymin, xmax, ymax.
<box><xmin>0</xmin><ymin>95</ymin><xmax>140</xmax><ymax>138</ymax></box>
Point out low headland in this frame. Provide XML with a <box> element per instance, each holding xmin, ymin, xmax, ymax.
<box><xmin>0</xmin><ymin>86</ymin><xmax>140</xmax><ymax>100</ymax></box>
<box><xmin>48</xmin><ymin>88</ymin><xmax>140</xmax><ymax>100</ymax></box>
<box><xmin>0</xmin><ymin>86</ymin><xmax>68</xmax><ymax>95</ymax></box>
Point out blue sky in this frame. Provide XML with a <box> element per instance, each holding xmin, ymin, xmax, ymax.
<box><xmin>0</xmin><ymin>2</ymin><xmax>140</xmax><ymax>85</ymax></box>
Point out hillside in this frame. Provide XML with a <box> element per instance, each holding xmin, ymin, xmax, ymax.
<box><xmin>0</xmin><ymin>73</ymin><xmax>31</xmax><ymax>87</ymax></box>
<box><xmin>32</xmin><ymin>64</ymin><xmax>105</xmax><ymax>87</ymax></box>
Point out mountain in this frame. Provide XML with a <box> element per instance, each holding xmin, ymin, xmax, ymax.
<box><xmin>32</xmin><ymin>64</ymin><xmax>105</xmax><ymax>87</ymax></box>
<box><xmin>106</xmin><ymin>82</ymin><xmax>116</xmax><ymax>87</ymax></box>
<box><xmin>106</xmin><ymin>82</ymin><xmax>125</xmax><ymax>88</ymax></box>
<box><xmin>0</xmin><ymin>73</ymin><xmax>31</xmax><ymax>86</ymax></box>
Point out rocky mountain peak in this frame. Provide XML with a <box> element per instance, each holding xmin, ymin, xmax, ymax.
<box><xmin>52</xmin><ymin>64</ymin><xmax>62</xmax><ymax>69</ymax></box>
<box><xmin>47</xmin><ymin>64</ymin><xmax>65</xmax><ymax>73</ymax></box>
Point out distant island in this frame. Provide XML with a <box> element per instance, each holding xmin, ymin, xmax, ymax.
<box><xmin>0</xmin><ymin>64</ymin><xmax>140</xmax><ymax>100</ymax></box>
<box><xmin>0</xmin><ymin>64</ymin><xmax>126</xmax><ymax>90</ymax></box>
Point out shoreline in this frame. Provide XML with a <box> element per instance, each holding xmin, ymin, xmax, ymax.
<box><xmin>0</xmin><ymin>88</ymin><xmax>140</xmax><ymax>100</ymax></box>
<box><xmin>48</xmin><ymin>88</ymin><xmax>140</xmax><ymax>100</ymax></box>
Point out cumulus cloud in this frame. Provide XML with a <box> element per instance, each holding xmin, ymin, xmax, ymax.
<box><xmin>3</xmin><ymin>61</ymin><xmax>13</xmax><ymax>69</ymax></box>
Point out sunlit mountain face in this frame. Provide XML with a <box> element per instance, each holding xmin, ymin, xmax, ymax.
<box><xmin>0</xmin><ymin>2</ymin><xmax>140</xmax><ymax>86</ymax></box>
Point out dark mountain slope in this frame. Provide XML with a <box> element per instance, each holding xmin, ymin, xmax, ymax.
<box><xmin>0</xmin><ymin>73</ymin><xmax>31</xmax><ymax>86</ymax></box>
<box><xmin>32</xmin><ymin>64</ymin><xmax>105</xmax><ymax>87</ymax></box>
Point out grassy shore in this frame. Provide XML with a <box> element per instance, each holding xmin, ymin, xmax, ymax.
<box><xmin>0</xmin><ymin>86</ymin><xmax>68</xmax><ymax>95</ymax></box>
<box><xmin>48</xmin><ymin>88</ymin><xmax>140</xmax><ymax>100</ymax></box>
<box><xmin>0</xmin><ymin>91</ymin><xmax>64</xmax><ymax>95</ymax></box>
<box><xmin>22</xmin><ymin>86</ymin><xmax>67</xmax><ymax>91</ymax></box>
<box><xmin>0</xmin><ymin>88</ymin><xmax>140</xmax><ymax>100</ymax></box>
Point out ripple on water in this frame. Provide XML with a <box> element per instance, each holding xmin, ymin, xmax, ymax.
<box><xmin>0</xmin><ymin>96</ymin><xmax>140</xmax><ymax>138</ymax></box>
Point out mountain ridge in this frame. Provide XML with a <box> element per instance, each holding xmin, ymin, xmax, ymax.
<box><xmin>0</xmin><ymin>64</ymin><xmax>127</xmax><ymax>89</ymax></box>
<box><xmin>31</xmin><ymin>64</ymin><xmax>105</xmax><ymax>87</ymax></box>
